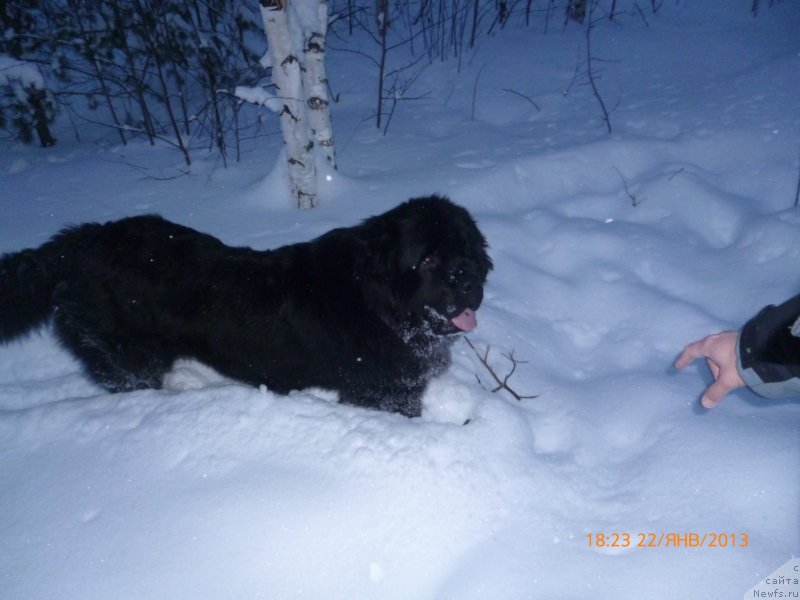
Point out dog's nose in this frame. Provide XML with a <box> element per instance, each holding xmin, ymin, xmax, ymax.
<box><xmin>458</xmin><ymin>277</ymin><xmax>483</xmax><ymax>310</ymax></box>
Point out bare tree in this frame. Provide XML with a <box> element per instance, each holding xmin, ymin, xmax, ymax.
<box><xmin>259</xmin><ymin>0</ymin><xmax>318</xmax><ymax>208</ymax></box>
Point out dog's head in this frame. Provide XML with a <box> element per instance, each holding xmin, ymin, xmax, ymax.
<box><xmin>359</xmin><ymin>195</ymin><xmax>492</xmax><ymax>336</ymax></box>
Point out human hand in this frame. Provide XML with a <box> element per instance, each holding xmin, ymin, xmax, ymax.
<box><xmin>674</xmin><ymin>331</ymin><xmax>745</xmax><ymax>408</ymax></box>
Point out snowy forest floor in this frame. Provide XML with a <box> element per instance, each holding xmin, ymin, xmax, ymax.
<box><xmin>1</xmin><ymin>3</ymin><xmax>799</xmax><ymax>599</ymax></box>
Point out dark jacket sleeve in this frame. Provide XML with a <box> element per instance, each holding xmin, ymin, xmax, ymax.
<box><xmin>736</xmin><ymin>294</ymin><xmax>800</xmax><ymax>398</ymax></box>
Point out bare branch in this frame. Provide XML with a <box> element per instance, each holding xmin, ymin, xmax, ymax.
<box><xmin>586</xmin><ymin>15</ymin><xmax>612</xmax><ymax>134</ymax></box>
<box><xmin>470</xmin><ymin>63</ymin><xmax>486</xmax><ymax>122</ymax></box>
<box><xmin>795</xmin><ymin>149</ymin><xmax>800</xmax><ymax>208</ymax></box>
<box><xmin>667</xmin><ymin>167</ymin><xmax>685</xmax><ymax>181</ymax></box>
<box><xmin>502</xmin><ymin>88</ymin><xmax>541</xmax><ymax>112</ymax></box>
<box><xmin>633</xmin><ymin>3</ymin><xmax>650</xmax><ymax>27</ymax></box>
<box><xmin>614</xmin><ymin>167</ymin><xmax>644</xmax><ymax>207</ymax></box>
<box><xmin>563</xmin><ymin>45</ymin><xmax>585</xmax><ymax>97</ymax></box>
<box><xmin>464</xmin><ymin>338</ymin><xmax>538</xmax><ymax>402</ymax></box>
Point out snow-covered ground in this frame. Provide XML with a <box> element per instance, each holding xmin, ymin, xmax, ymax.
<box><xmin>1</xmin><ymin>3</ymin><xmax>799</xmax><ymax>598</ymax></box>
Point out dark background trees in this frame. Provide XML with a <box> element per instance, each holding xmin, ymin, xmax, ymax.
<box><xmin>0</xmin><ymin>0</ymin><xmax>264</xmax><ymax>165</ymax></box>
<box><xmin>0</xmin><ymin>1</ymin><xmax>780</xmax><ymax>167</ymax></box>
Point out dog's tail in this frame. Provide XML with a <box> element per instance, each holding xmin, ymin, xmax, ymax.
<box><xmin>0</xmin><ymin>224</ymin><xmax>96</xmax><ymax>343</ymax></box>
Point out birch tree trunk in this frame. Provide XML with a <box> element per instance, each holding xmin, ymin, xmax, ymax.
<box><xmin>300</xmin><ymin>0</ymin><xmax>336</xmax><ymax>169</ymax></box>
<box><xmin>259</xmin><ymin>0</ymin><xmax>317</xmax><ymax>209</ymax></box>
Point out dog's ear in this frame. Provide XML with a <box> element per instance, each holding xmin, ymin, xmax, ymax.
<box><xmin>351</xmin><ymin>229</ymin><xmax>409</xmax><ymax>320</ymax></box>
<box><xmin>353</xmin><ymin>230</ymin><xmax>394</xmax><ymax>281</ymax></box>
<box><xmin>353</xmin><ymin>219</ymin><xmax>405</xmax><ymax>280</ymax></box>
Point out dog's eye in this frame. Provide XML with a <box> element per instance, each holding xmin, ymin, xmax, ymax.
<box><xmin>418</xmin><ymin>255</ymin><xmax>438</xmax><ymax>271</ymax></box>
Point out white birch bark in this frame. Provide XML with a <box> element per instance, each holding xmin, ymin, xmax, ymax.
<box><xmin>259</xmin><ymin>0</ymin><xmax>317</xmax><ymax>209</ymax></box>
<box><xmin>299</xmin><ymin>0</ymin><xmax>336</xmax><ymax>169</ymax></box>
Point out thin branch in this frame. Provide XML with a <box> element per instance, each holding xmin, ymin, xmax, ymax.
<box><xmin>614</xmin><ymin>167</ymin><xmax>643</xmax><ymax>206</ymax></box>
<box><xmin>464</xmin><ymin>337</ymin><xmax>538</xmax><ymax>402</ymax></box>
<box><xmin>328</xmin><ymin>44</ymin><xmax>381</xmax><ymax>68</ymax></box>
<box><xmin>382</xmin><ymin>51</ymin><xmax>428</xmax><ymax>80</ymax></box>
<box><xmin>795</xmin><ymin>150</ymin><xmax>800</xmax><ymax>208</ymax></box>
<box><xmin>633</xmin><ymin>3</ymin><xmax>650</xmax><ymax>27</ymax></box>
<box><xmin>381</xmin><ymin>90</ymin><xmax>430</xmax><ymax>135</ymax></box>
<box><xmin>668</xmin><ymin>167</ymin><xmax>685</xmax><ymax>181</ymax></box>
<box><xmin>586</xmin><ymin>15</ymin><xmax>612</xmax><ymax>134</ymax></box>
<box><xmin>502</xmin><ymin>88</ymin><xmax>541</xmax><ymax>111</ymax></box>
<box><xmin>98</xmin><ymin>155</ymin><xmax>191</xmax><ymax>181</ymax></box>
<box><xmin>470</xmin><ymin>63</ymin><xmax>486</xmax><ymax>122</ymax></box>
<box><xmin>563</xmin><ymin>44</ymin><xmax>584</xmax><ymax>96</ymax></box>
<box><xmin>381</xmin><ymin>61</ymin><xmax>429</xmax><ymax>135</ymax></box>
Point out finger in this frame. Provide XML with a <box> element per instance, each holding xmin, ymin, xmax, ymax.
<box><xmin>701</xmin><ymin>379</ymin><xmax>733</xmax><ymax>408</ymax></box>
<box><xmin>675</xmin><ymin>341</ymin><xmax>705</xmax><ymax>369</ymax></box>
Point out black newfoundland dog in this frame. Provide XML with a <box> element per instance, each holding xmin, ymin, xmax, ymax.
<box><xmin>0</xmin><ymin>195</ymin><xmax>491</xmax><ymax>417</ymax></box>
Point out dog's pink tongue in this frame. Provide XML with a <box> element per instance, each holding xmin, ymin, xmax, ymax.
<box><xmin>451</xmin><ymin>308</ymin><xmax>477</xmax><ymax>331</ymax></box>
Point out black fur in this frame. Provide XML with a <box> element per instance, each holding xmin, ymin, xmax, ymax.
<box><xmin>0</xmin><ymin>195</ymin><xmax>492</xmax><ymax>417</ymax></box>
